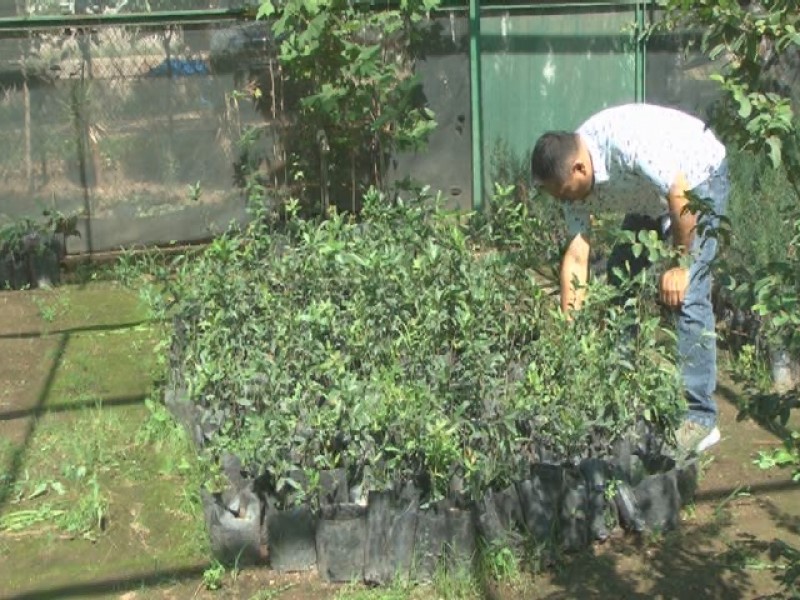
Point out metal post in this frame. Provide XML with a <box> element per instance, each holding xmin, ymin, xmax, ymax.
<box><xmin>469</xmin><ymin>0</ymin><xmax>484</xmax><ymax>211</ymax></box>
<box><xmin>634</xmin><ymin>0</ymin><xmax>646</xmax><ymax>102</ymax></box>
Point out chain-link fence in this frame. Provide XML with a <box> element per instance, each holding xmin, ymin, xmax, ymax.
<box><xmin>0</xmin><ymin>5</ymin><xmax>476</xmax><ymax>255</ymax></box>
<box><xmin>0</xmin><ymin>9</ymin><xmax>284</xmax><ymax>254</ymax></box>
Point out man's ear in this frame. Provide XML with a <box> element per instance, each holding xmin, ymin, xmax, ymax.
<box><xmin>572</xmin><ymin>160</ymin><xmax>589</xmax><ymax>176</ymax></box>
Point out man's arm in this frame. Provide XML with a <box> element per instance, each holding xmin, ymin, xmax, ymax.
<box><xmin>561</xmin><ymin>233</ymin><xmax>591</xmax><ymax>314</ymax></box>
<box><xmin>667</xmin><ymin>172</ymin><xmax>697</xmax><ymax>253</ymax></box>
<box><xmin>661</xmin><ymin>172</ymin><xmax>696</xmax><ymax>307</ymax></box>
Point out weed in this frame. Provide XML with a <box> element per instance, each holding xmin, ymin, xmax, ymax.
<box><xmin>753</xmin><ymin>442</ymin><xmax>800</xmax><ymax>474</ymax></box>
<box><xmin>432</xmin><ymin>561</ymin><xmax>481</xmax><ymax>599</ymax></box>
<box><xmin>604</xmin><ymin>478</ymin><xmax>621</xmax><ymax>503</ymax></box>
<box><xmin>32</xmin><ymin>295</ymin><xmax>57</xmax><ymax>322</ymax></box>
<box><xmin>58</xmin><ymin>472</ymin><xmax>107</xmax><ymax>540</ymax></box>
<box><xmin>249</xmin><ymin>585</ymin><xmax>296</xmax><ymax>600</ymax></box>
<box><xmin>134</xmin><ymin>395</ymin><xmax>208</xmax><ymax>551</ymax></box>
<box><xmin>727</xmin><ymin>344</ymin><xmax>772</xmax><ymax>395</ymax></box>
<box><xmin>31</xmin><ymin>292</ymin><xmax>70</xmax><ymax>324</ymax></box>
<box><xmin>0</xmin><ymin>437</ymin><xmax>18</xmax><ymax>499</ymax></box>
<box><xmin>713</xmin><ymin>485</ymin><xmax>751</xmax><ymax>523</ymax></box>
<box><xmin>335</xmin><ymin>581</ymin><xmax>413</xmax><ymax>600</ymax></box>
<box><xmin>696</xmin><ymin>454</ymin><xmax>716</xmax><ymax>485</ymax></box>
<box><xmin>0</xmin><ymin>400</ymin><xmax>126</xmax><ymax>539</ymax></box>
<box><xmin>203</xmin><ymin>560</ymin><xmax>226</xmax><ymax>591</ymax></box>
<box><xmin>0</xmin><ymin>505</ymin><xmax>66</xmax><ymax>532</ymax></box>
<box><xmin>643</xmin><ymin>528</ymin><xmax>666</xmax><ymax>546</ymax></box>
<box><xmin>481</xmin><ymin>541</ymin><xmax>520</xmax><ymax>583</ymax></box>
<box><xmin>136</xmin><ymin>397</ymin><xmax>195</xmax><ymax>477</ymax></box>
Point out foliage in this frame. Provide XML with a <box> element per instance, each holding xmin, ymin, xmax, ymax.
<box><xmin>163</xmin><ymin>186</ymin><xmax>683</xmax><ymax>508</ymax></box>
<box><xmin>732</xmin><ymin>216</ymin><xmax>800</xmax><ymax>481</ymax></box>
<box><xmin>659</xmin><ymin>2</ymin><xmax>800</xmax><ymax>589</ymax></box>
<box><xmin>251</xmin><ymin>0</ymin><xmax>438</xmax><ymax>213</ymax></box>
<box><xmin>483</xmin><ymin>140</ymin><xmax>567</xmax><ymax>279</ymax></box>
<box><xmin>481</xmin><ymin>541</ymin><xmax>520</xmax><ymax>582</ymax></box>
<box><xmin>748</xmin><ymin>217</ymin><xmax>800</xmax><ymax>355</ymax></box>
<box><xmin>657</xmin><ymin>2</ymin><xmax>800</xmax><ymax>350</ymax></box>
<box><xmin>658</xmin><ymin>2</ymin><xmax>800</xmax><ymax>367</ymax></box>
<box><xmin>0</xmin><ymin>209</ymin><xmax>80</xmax><ymax>259</ymax></box>
<box><xmin>716</xmin><ymin>149</ymin><xmax>796</xmax><ymax>354</ymax></box>
<box><xmin>660</xmin><ymin>0</ymin><xmax>800</xmax><ymax>177</ymax></box>
<box><xmin>725</xmin><ymin>149</ymin><xmax>796</xmax><ymax>273</ymax></box>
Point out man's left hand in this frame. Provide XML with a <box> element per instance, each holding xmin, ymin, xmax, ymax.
<box><xmin>660</xmin><ymin>266</ymin><xmax>689</xmax><ymax>308</ymax></box>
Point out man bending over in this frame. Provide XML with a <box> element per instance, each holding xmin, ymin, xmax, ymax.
<box><xmin>530</xmin><ymin>103</ymin><xmax>729</xmax><ymax>456</ymax></box>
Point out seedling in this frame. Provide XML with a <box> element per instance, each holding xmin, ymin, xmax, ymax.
<box><xmin>160</xmin><ymin>189</ymin><xmax>684</xmax><ymax>514</ymax></box>
<box><xmin>202</xmin><ymin>560</ymin><xmax>226</xmax><ymax>591</ymax></box>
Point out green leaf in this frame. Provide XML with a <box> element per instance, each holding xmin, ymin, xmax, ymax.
<box><xmin>27</xmin><ymin>482</ymin><xmax>49</xmax><ymax>500</ymax></box>
<box><xmin>256</xmin><ymin>0</ymin><xmax>276</xmax><ymax>19</ymax></box>
<box><xmin>766</xmin><ymin>135</ymin><xmax>783</xmax><ymax>168</ymax></box>
<box><xmin>734</xmin><ymin>89</ymin><xmax>753</xmax><ymax>118</ymax></box>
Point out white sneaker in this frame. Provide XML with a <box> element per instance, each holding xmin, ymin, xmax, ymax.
<box><xmin>674</xmin><ymin>421</ymin><xmax>721</xmax><ymax>456</ymax></box>
<box><xmin>696</xmin><ymin>426</ymin><xmax>721</xmax><ymax>453</ymax></box>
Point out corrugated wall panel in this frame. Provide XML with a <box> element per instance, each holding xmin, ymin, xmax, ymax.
<box><xmin>480</xmin><ymin>5</ymin><xmax>637</xmax><ymax>194</ymax></box>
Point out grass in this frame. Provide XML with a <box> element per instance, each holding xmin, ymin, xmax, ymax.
<box><xmin>0</xmin><ymin>283</ymin><xmax>210</xmax><ymax>597</ymax></box>
<box><xmin>31</xmin><ymin>292</ymin><xmax>70</xmax><ymax>323</ymax></box>
<box><xmin>47</xmin><ymin>326</ymin><xmax>157</xmax><ymax>407</ymax></box>
<box><xmin>0</xmin><ymin>272</ymin><xmax>564</xmax><ymax>599</ymax></box>
<box><xmin>334</xmin><ymin>575</ymin><xmax>480</xmax><ymax>600</ymax></box>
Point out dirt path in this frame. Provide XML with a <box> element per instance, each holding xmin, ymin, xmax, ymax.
<box><xmin>0</xmin><ymin>284</ymin><xmax>798</xmax><ymax>600</ymax></box>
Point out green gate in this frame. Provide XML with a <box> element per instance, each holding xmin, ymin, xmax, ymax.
<box><xmin>471</xmin><ymin>0</ymin><xmax>649</xmax><ymax>210</ymax></box>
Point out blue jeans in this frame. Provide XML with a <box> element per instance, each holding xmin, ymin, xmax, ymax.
<box><xmin>607</xmin><ymin>162</ymin><xmax>729</xmax><ymax>428</ymax></box>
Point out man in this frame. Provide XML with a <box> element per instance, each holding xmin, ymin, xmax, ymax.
<box><xmin>530</xmin><ymin>103</ymin><xmax>729</xmax><ymax>456</ymax></box>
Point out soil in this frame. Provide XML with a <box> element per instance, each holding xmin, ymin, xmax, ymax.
<box><xmin>0</xmin><ymin>282</ymin><xmax>798</xmax><ymax>600</ymax></box>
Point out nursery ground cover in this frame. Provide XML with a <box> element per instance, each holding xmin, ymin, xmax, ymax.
<box><xmin>0</xmin><ymin>283</ymin><xmax>210</xmax><ymax>599</ymax></box>
<box><xmin>0</xmin><ymin>282</ymin><xmax>798</xmax><ymax>599</ymax></box>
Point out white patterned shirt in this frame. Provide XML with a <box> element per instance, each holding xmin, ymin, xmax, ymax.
<box><xmin>563</xmin><ymin>104</ymin><xmax>727</xmax><ymax>238</ymax></box>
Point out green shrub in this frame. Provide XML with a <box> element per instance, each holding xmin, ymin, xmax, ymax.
<box><xmin>725</xmin><ymin>148</ymin><xmax>796</xmax><ymax>276</ymax></box>
<box><xmin>0</xmin><ymin>210</ymin><xmax>80</xmax><ymax>259</ymax></box>
<box><xmin>165</xmin><ymin>188</ymin><xmax>683</xmax><ymax>507</ymax></box>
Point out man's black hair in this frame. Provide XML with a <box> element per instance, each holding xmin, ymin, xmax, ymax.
<box><xmin>530</xmin><ymin>131</ymin><xmax>579</xmax><ymax>185</ymax></box>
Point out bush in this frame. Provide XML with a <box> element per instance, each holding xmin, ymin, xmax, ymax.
<box><xmin>164</xmin><ymin>188</ymin><xmax>684</xmax><ymax>508</ymax></box>
<box><xmin>0</xmin><ymin>210</ymin><xmax>79</xmax><ymax>289</ymax></box>
<box><xmin>726</xmin><ymin>148</ymin><xmax>796</xmax><ymax>274</ymax></box>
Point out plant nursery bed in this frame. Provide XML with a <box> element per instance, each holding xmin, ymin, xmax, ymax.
<box><xmin>171</xmin><ymin>374</ymin><xmax>700</xmax><ymax>584</ymax></box>
<box><xmin>161</xmin><ymin>194</ymin><xmax>703</xmax><ymax>584</ymax></box>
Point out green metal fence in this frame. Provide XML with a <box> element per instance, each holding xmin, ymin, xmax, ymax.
<box><xmin>0</xmin><ymin>1</ymin><xmax>715</xmax><ymax>254</ymax></box>
<box><xmin>474</xmin><ymin>1</ymin><xmax>647</xmax><ymax>210</ymax></box>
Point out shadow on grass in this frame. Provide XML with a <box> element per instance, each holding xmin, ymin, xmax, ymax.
<box><xmin>0</xmin><ymin>333</ymin><xmax>69</xmax><ymax>510</ymax></box>
<box><xmin>695</xmin><ymin>479</ymin><xmax>800</xmax><ymax>504</ymax></box>
<box><xmin>761</xmin><ymin>499</ymin><xmax>800</xmax><ymax>538</ymax></box>
<box><xmin>0</xmin><ymin>393</ymin><xmax>148</xmax><ymax>422</ymax></box>
<box><xmin>4</xmin><ymin>564</ymin><xmax>210</xmax><ymax>600</ymax></box>
<box><xmin>0</xmin><ymin>320</ymin><xmax>151</xmax><ymax>341</ymax></box>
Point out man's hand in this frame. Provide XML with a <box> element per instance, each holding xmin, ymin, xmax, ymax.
<box><xmin>660</xmin><ymin>266</ymin><xmax>689</xmax><ymax>308</ymax></box>
<box><xmin>561</xmin><ymin>233</ymin><xmax>590</xmax><ymax>315</ymax></box>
